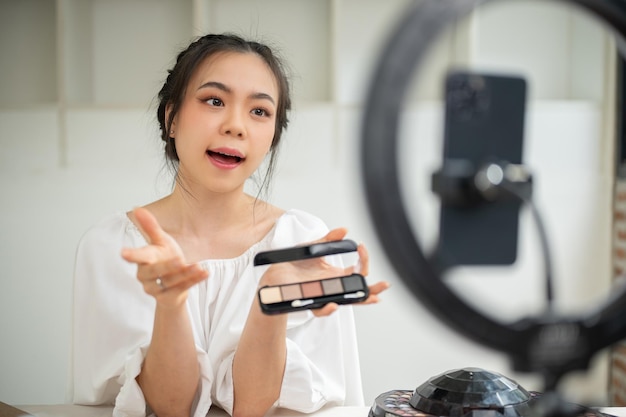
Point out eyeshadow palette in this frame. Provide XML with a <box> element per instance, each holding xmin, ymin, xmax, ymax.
<box><xmin>254</xmin><ymin>239</ymin><xmax>368</xmax><ymax>314</ymax></box>
<box><xmin>369</xmin><ymin>390</ymin><xmax>431</xmax><ymax>417</ymax></box>
<box><xmin>258</xmin><ymin>273</ymin><xmax>369</xmax><ymax>314</ymax></box>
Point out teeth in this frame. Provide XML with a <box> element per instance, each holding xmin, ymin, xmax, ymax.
<box><xmin>211</xmin><ymin>150</ymin><xmax>240</xmax><ymax>158</ymax></box>
<box><xmin>208</xmin><ymin>150</ymin><xmax>243</xmax><ymax>162</ymax></box>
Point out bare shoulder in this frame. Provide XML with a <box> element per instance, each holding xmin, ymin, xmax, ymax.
<box><xmin>124</xmin><ymin>198</ymin><xmax>168</xmax><ymax>236</ymax></box>
<box><xmin>252</xmin><ymin>199</ymin><xmax>285</xmax><ymax>227</ymax></box>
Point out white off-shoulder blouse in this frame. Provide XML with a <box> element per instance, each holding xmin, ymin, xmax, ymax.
<box><xmin>70</xmin><ymin>209</ymin><xmax>364</xmax><ymax>417</ymax></box>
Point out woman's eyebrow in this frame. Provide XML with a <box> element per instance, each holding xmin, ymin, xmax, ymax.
<box><xmin>198</xmin><ymin>81</ymin><xmax>230</xmax><ymax>93</ymax></box>
<box><xmin>198</xmin><ymin>81</ymin><xmax>275</xmax><ymax>105</ymax></box>
<box><xmin>251</xmin><ymin>92</ymin><xmax>276</xmax><ymax>105</ymax></box>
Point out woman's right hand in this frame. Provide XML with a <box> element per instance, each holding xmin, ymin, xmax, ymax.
<box><xmin>121</xmin><ymin>207</ymin><xmax>209</xmax><ymax>308</ymax></box>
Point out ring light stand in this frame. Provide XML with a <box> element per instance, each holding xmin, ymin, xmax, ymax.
<box><xmin>361</xmin><ymin>0</ymin><xmax>626</xmax><ymax>401</ymax></box>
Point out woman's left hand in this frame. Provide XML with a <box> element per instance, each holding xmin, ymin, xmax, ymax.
<box><xmin>312</xmin><ymin>233</ymin><xmax>390</xmax><ymax>316</ymax></box>
<box><xmin>261</xmin><ymin>227</ymin><xmax>390</xmax><ymax>317</ymax></box>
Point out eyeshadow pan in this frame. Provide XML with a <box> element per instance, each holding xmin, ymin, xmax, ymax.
<box><xmin>258</xmin><ymin>275</ymin><xmax>368</xmax><ymax>314</ymax></box>
<box><xmin>259</xmin><ymin>287</ymin><xmax>282</xmax><ymax>304</ymax></box>
<box><xmin>342</xmin><ymin>274</ymin><xmax>364</xmax><ymax>292</ymax></box>
<box><xmin>321</xmin><ymin>278</ymin><xmax>343</xmax><ymax>295</ymax></box>
<box><xmin>281</xmin><ymin>283</ymin><xmax>302</xmax><ymax>301</ymax></box>
<box><xmin>301</xmin><ymin>280</ymin><xmax>323</xmax><ymax>298</ymax></box>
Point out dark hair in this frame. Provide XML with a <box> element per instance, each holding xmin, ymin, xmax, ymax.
<box><xmin>156</xmin><ymin>33</ymin><xmax>292</xmax><ymax>196</ymax></box>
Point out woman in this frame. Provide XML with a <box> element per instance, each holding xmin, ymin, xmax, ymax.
<box><xmin>71</xmin><ymin>33</ymin><xmax>388</xmax><ymax>417</ymax></box>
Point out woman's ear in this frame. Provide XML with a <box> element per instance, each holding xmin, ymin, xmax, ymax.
<box><xmin>165</xmin><ymin>103</ymin><xmax>177</xmax><ymax>138</ymax></box>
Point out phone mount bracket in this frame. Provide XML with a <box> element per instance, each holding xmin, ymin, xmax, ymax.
<box><xmin>432</xmin><ymin>160</ymin><xmax>533</xmax><ymax>206</ymax></box>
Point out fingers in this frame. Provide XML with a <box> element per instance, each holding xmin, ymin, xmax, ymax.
<box><xmin>155</xmin><ymin>277</ymin><xmax>167</xmax><ymax>291</ymax></box>
<box><xmin>312</xmin><ymin>302</ymin><xmax>339</xmax><ymax>317</ymax></box>
<box><xmin>141</xmin><ymin>263</ymin><xmax>209</xmax><ymax>298</ymax></box>
<box><xmin>356</xmin><ymin>243</ymin><xmax>369</xmax><ymax>276</ymax></box>
<box><xmin>359</xmin><ymin>281</ymin><xmax>391</xmax><ymax>305</ymax></box>
<box><xmin>313</xmin><ymin>280</ymin><xmax>390</xmax><ymax>316</ymax></box>
<box><xmin>320</xmin><ymin>228</ymin><xmax>348</xmax><ymax>243</ymax></box>
<box><xmin>133</xmin><ymin>207</ymin><xmax>168</xmax><ymax>246</ymax></box>
<box><xmin>312</xmin><ymin>279</ymin><xmax>391</xmax><ymax>315</ymax></box>
<box><xmin>121</xmin><ymin>207</ymin><xmax>184</xmax><ymax>264</ymax></box>
<box><xmin>369</xmin><ymin>281</ymin><xmax>390</xmax><ymax>295</ymax></box>
<box><xmin>121</xmin><ymin>245</ymin><xmax>171</xmax><ymax>264</ymax></box>
<box><xmin>314</xmin><ymin>229</ymin><xmax>371</xmax><ymax>279</ymax></box>
<box><xmin>121</xmin><ymin>207</ymin><xmax>207</xmax><ymax>305</ymax></box>
<box><xmin>135</xmin><ymin>257</ymin><xmax>185</xmax><ymax>284</ymax></box>
<box><xmin>159</xmin><ymin>265</ymin><xmax>208</xmax><ymax>293</ymax></box>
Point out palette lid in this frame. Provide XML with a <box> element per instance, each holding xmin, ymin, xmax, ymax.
<box><xmin>409</xmin><ymin>367</ymin><xmax>534</xmax><ymax>417</ymax></box>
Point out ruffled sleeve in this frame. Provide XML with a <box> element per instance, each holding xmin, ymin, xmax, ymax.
<box><xmin>71</xmin><ymin>214</ymin><xmax>150</xmax><ymax>409</ymax></box>
<box><xmin>70</xmin><ymin>213</ymin><xmax>214</xmax><ymax>417</ymax></box>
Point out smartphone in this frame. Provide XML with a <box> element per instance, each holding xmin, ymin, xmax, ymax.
<box><xmin>435</xmin><ymin>70</ymin><xmax>528</xmax><ymax>267</ymax></box>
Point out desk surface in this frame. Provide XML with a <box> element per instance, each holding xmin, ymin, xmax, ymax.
<box><xmin>5</xmin><ymin>403</ymin><xmax>626</xmax><ymax>417</ymax></box>
<box><xmin>5</xmin><ymin>403</ymin><xmax>371</xmax><ymax>417</ymax></box>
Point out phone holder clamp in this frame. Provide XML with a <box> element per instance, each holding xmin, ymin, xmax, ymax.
<box><xmin>432</xmin><ymin>159</ymin><xmax>533</xmax><ymax>206</ymax></box>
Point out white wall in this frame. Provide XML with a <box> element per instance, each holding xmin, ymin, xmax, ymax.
<box><xmin>0</xmin><ymin>0</ymin><xmax>619</xmax><ymax>409</ymax></box>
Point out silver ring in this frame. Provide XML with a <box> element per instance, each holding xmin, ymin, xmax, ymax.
<box><xmin>155</xmin><ymin>277</ymin><xmax>166</xmax><ymax>291</ymax></box>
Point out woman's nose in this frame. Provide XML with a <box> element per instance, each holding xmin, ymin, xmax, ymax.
<box><xmin>221</xmin><ymin>109</ymin><xmax>246</xmax><ymax>138</ymax></box>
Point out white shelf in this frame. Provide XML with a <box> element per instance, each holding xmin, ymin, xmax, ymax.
<box><xmin>0</xmin><ymin>0</ymin><xmax>58</xmax><ymax>107</ymax></box>
<box><xmin>60</xmin><ymin>0</ymin><xmax>193</xmax><ymax>107</ymax></box>
<box><xmin>198</xmin><ymin>0</ymin><xmax>333</xmax><ymax>102</ymax></box>
<box><xmin>1</xmin><ymin>0</ymin><xmax>614</xmax><ymax>110</ymax></box>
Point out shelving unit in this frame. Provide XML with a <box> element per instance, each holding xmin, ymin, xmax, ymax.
<box><xmin>1</xmin><ymin>0</ymin><xmax>612</xmax><ymax>109</ymax></box>
<box><xmin>0</xmin><ymin>0</ymin><xmax>58</xmax><ymax>108</ymax></box>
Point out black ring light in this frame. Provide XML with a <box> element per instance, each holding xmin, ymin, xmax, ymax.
<box><xmin>361</xmin><ymin>0</ymin><xmax>626</xmax><ymax>385</ymax></box>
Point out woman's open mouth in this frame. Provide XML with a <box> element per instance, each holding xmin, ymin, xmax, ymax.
<box><xmin>206</xmin><ymin>149</ymin><xmax>245</xmax><ymax>169</ymax></box>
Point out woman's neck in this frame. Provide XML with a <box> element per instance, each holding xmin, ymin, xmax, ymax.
<box><xmin>157</xmin><ymin>185</ymin><xmax>257</xmax><ymax>236</ymax></box>
<box><xmin>141</xmin><ymin>184</ymin><xmax>281</xmax><ymax>261</ymax></box>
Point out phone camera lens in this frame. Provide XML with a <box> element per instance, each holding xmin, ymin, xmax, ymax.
<box><xmin>447</xmin><ymin>74</ymin><xmax>491</xmax><ymax>121</ymax></box>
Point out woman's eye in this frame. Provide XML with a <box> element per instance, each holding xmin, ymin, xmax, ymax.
<box><xmin>252</xmin><ymin>108</ymin><xmax>269</xmax><ymax>117</ymax></box>
<box><xmin>206</xmin><ymin>97</ymin><xmax>223</xmax><ymax>106</ymax></box>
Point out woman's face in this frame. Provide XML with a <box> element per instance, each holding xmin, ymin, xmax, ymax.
<box><xmin>171</xmin><ymin>51</ymin><xmax>279</xmax><ymax>195</ymax></box>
